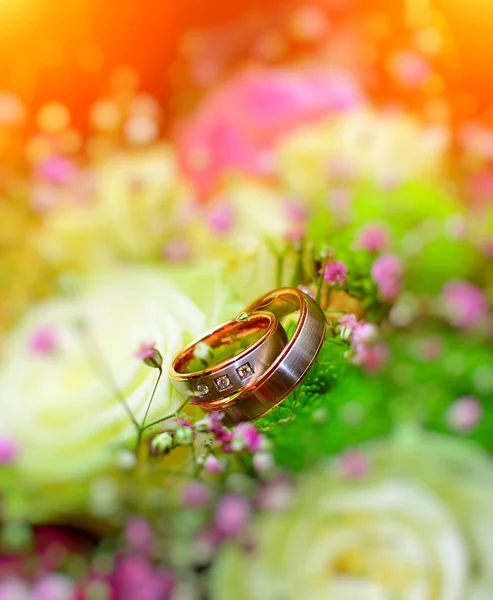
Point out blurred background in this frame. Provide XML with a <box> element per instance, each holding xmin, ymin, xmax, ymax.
<box><xmin>1</xmin><ymin>0</ymin><xmax>492</xmax><ymax>125</ymax></box>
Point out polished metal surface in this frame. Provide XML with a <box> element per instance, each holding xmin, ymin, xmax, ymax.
<box><xmin>169</xmin><ymin>311</ymin><xmax>288</xmax><ymax>402</ymax></box>
<box><xmin>205</xmin><ymin>288</ymin><xmax>327</xmax><ymax>426</ymax></box>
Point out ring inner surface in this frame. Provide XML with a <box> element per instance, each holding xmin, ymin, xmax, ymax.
<box><xmin>175</xmin><ymin>315</ymin><xmax>271</xmax><ymax>375</ymax></box>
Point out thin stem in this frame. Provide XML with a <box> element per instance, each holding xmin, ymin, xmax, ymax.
<box><xmin>141</xmin><ymin>367</ymin><xmax>163</xmax><ymax>429</ymax></box>
<box><xmin>142</xmin><ymin>397</ymin><xmax>191</xmax><ymax>431</ymax></box>
<box><xmin>136</xmin><ymin>366</ymin><xmax>163</xmax><ymax>452</ymax></box>
<box><xmin>315</xmin><ymin>260</ymin><xmax>327</xmax><ymax>305</ymax></box>
<box><xmin>78</xmin><ymin>322</ymin><xmax>139</xmax><ymax>430</ymax></box>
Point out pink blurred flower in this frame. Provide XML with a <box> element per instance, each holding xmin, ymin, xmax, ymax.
<box><xmin>112</xmin><ymin>555</ymin><xmax>174</xmax><ymax>600</ymax></box>
<box><xmin>0</xmin><ymin>435</ymin><xmax>18</xmax><ymax>464</ymax></box>
<box><xmin>442</xmin><ymin>280</ymin><xmax>488</xmax><ymax>329</ymax></box>
<box><xmin>298</xmin><ymin>285</ymin><xmax>315</xmax><ymax>299</ymax></box>
<box><xmin>353</xmin><ymin>342</ymin><xmax>389</xmax><ymax>373</ymax></box>
<box><xmin>323</xmin><ymin>260</ymin><xmax>348</xmax><ymax>286</ymax></box>
<box><xmin>446</xmin><ymin>396</ymin><xmax>483</xmax><ymax>433</ymax></box>
<box><xmin>204</xmin><ymin>455</ymin><xmax>226</xmax><ymax>474</ymax></box>
<box><xmin>371</xmin><ymin>254</ymin><xmax>404</xmax><ymax>300</ymax></box>
<box><xmin>32</xmin><ymin>574</ymin><xmax>76</xmax><ymax>600</ymax></box>
<box><xmin>206</xmin><ymin>204</ymin><xmax>235</xmax><ymax>233</ymax></box>
<box><xmin>339</xmin><ymin>449</ymin><xmax>370</xmax><ymax>479</ymax></box>
<box><xmin>177</xmin><ymin>68</ymin><xmax>363</xmax><ymax>197</ymax></box>
<box><xmin>0</xmin><ymin>577</ymin><xmax>30</xmax><ymax>600</ymax></box>
<box><xmin>28</xmin><ymin>326</ymin><xmax>58</xmax><ymax>355</ymax></box>
<box><xmin>356</xmin><ymin>225</ymin><xmax>389</xmax><ymax>253</ymax></box>
<box><xmin>125</xmin><ymin>517</ymin><xmax>153</xmax><ymax>555</ymax></box>
<box><xmin>338</xmin><ymin>313</ymin><xmax>358</xmax><ymax>341</ymax></box>
<box><xmin>231</xmin><ymin>422</ymin><xmax>264</xmax><ymax>453</ymax></box>
<box><xmin>35</xmin><ymin>155</ymin><xmax>76</xmax><ymax>186</ymax></box>
<box><xmin>181</xmin><ymin>481</ymin><xmax>212</xmax><ymax>507</ymax></box>
<box><xmin>351</xmin><ymin>322</ymin><xmax>378</xmax><ymax>347</ymax></box>
<box><xmin>214</xmin><ymin>494</ymin><xmax>251</xmax><ymax>537</ymax></box>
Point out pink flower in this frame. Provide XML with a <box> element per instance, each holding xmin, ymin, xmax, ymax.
<box><xmin>442</xmin><ymin>280</ymin><xmax>487</xmax><ymax>329</ymax></box>
<box><xmin>338</xmin><ymin>313</ymin><xmax>358</xmax><ymax>341</ymax></box>
<box><xmin>177</xmin><ymin>68</ymin><xmax>363</xmax><ymax>197</ymax></box>
<box><xmin>0</xmin><ymin>578</ymin><xmax>30</xmax><ymax>600</ymax></box>
<box><xmin>446</xmin><ymin>396</ymin><xmax>483</xmax><ymax>433</ymax></box>
<box><xmin>231</xmin><ymin>422</ymin><xmax>263</xmax><ymax>453</ymax></box>
<box><xmin>181</xmin><ymin>481</ymin><xmax>212</xmax><ymax>507</ymax></box>
<box><xmin>0</xmin><ymin>435</ymin><xmax>18</xmax><ymax>464</ymax></box>
<box><xmin>371</xmin><ymin>254</ymin><xmax>404</xmax><ymax>300</ymax></box>
<box><xmin>204</xmin><ymin>455</ymin><xmax>225</xmax><ymax>474</ymax></box>
<box><xmin>125</xmin><ymin>517</ymin><xmax>154</xmax><ymax>555</ymax></box>
<box><xmin>206</xmin><ymin>204</ymin><xmax>235</xmax><ymax>233</ymax></box>
<box><xmin>135</xmin><ymin>342</ymin><xmax>156</xmax><ymax>360</ymax></box>
<box><xmin>339</xmin><ymin>449</ymin><xmax>370</xmax><ymax>479</ymax></box>
<box><xmin>324</xmin><ymin>260</ymin><xmax>348</xmax><ymax>286</ymax></box>
<box><xmin>28</xmin><ymin>326</ymin><xmax>58</xmax><ymax>355</ymax></box>
<box><xmin>351</xmin><ymin>322</ymin><xmax>378</xmax><ymax>347</ymax></box>
<box><xmin>31</xmin><ymin>574</ymin><xmax>76</xmax><ymax>600</ymax></box>
<box><xmin>35</xmin><ymin>155</ymin><xmax>76</xmax><ymax>185</ymax></box>
<box><xmin>214</xmin><ymin>494</ymin><xmax>251</xmax><ymax>537</ymax></box>
<box><xmin>353</xmin><ymin>342</ymin><xmax>389</xmax><ymax>373</ymax></box>
<box><xmin>112</xmin><ymin>555</ymin><xmax>174</xmax><ymax>600</ymax></box>
<box><xmin>356</xmin><ymin>225</ymin><xmax>389</xmax><ymax>253</ymax></box>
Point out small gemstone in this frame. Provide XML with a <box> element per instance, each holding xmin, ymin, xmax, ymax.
<box><xmin>196</xmin><ymin>383</ymin><xmax>210</xmax><ymax>396</ymax></box>
<box><xmin>236</xmin><ymin>362</ymin><xmax>254</xmax><ymax>381</ymax></box>
<box><xmin>214</xmin><ymin>375</ymin><xmax>233</xmax><ymax>392</ymax></box>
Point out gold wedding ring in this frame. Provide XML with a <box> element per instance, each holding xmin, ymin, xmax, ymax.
<box><xmin>168</xmin><ymin>287</ymin><xmax>327</xmax><ymax>425</ymax></box>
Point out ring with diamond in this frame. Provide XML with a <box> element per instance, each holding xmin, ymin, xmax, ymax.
<box><xmin>197</xmin><ymin>287</ymin><xmax>327</xmax><ymax>425</ymax></box>
<box><xmin>168</xmin><ymin>311</ymin><xmax>288</xmax><ymax>403</ymax></box>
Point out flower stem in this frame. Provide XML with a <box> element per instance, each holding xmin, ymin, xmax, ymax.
<box><xmin>136</xmin><ymin>366</ymin><xmax>163</xmax><ymax>452</ymax></box>
<box><xmin>142</xmin><ymin>397</ymin><xmax>191</xmax><ymax>431</ymax></box>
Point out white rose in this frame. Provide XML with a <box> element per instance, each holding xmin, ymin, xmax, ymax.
<box><xmin>212</xmin><ymin>432</ymin><xmax>493</xmax><ymax>600</ymax></box>
<box><xmin>0</xmin><ymin>266</ymin><xmax>239</xmax><ymax>486</ymax></box>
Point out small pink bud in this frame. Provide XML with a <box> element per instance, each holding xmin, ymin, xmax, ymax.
<box><xmin>28</xmin><ymin>326</ymin><xmax>58</xmax><ymax>355</ymax></box>
<box><xmin>353</xmin><ymin>342</ymin><xmax>389</xmax><ymax>373</ymax></box>
<box><xmin>182</xmin><ymin>481</ymin><xmax>212</xmax><ymax>507</ymax></box>
<box><xmin>446</xmin><ymin>396</ymin><xmax>483</xmax><ymax>433</ymax></box>
<box><xmin>339</xmin><ymin>449</ymin><xmax>370</xmax><ymax>479</ymax></box>
<box><xmin>297</xmin><ymin>285</ymin><xmax>315</xmax><ymax>299</ymax></box>
<box><xmin>125</xmin><ymin>517</ymin><xmax>153</xmax><ymax>554</ymax></box>
<box><xmin>371</xmin><ymin>254</ymin><xmax>404</xmax><ymax>301</ymax></box>
<box><xmin>204</xmin><ymin>455</ymin><xmax>225</xmax><ymax>474</ymax></box>
<box><xmin>214</xmin><ymin>494</ymin><xmax>251</xmax><ymax>537</ymax></box>
<box><xmin>0</xmin><ymin>435</ymin><xmax>18</xmax><ymax>465</ymax></box>
<box><xmin>356</xmin><ymin>225</ymin><xmax>389</xmax><ymax>253</ymax></box>
<box><xmin>135</xmin><ymin>343</ymin><xmax>162</xmax><ymax>368</ymax></box>
<box><xmin>32</xmin><ymin>574</ymin><xmax>76</xmax><ymax>600</ymax></box>
<box><xmin>442</xmin><ymin>281</ymin><xmax>487</xmax><ymax>329</ymax></box>
<box><xmin>206</xmin><ymin>205</ymin><xmax>235</xmax><ymax>234</ymax></box>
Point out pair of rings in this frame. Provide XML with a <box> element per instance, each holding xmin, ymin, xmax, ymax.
<box><xmin>169</xmin><ymin>288</ymin><xmax>327</xmax><ymax>426</ymax></box>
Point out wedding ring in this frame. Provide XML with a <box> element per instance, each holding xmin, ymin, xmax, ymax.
<box><xmin>198</xmin><ymin>288</ymin><xmax>327</xmax><ymax>425</ymax></box>
<box><xmin>169</xmin><ymin>311</ymin><xmax>288</xmax><ymax>403</ymax></box>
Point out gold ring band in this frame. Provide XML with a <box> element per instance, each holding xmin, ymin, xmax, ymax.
<box><xmin>168</xmin><ymin>311</ymin><xmax>288</xmax><ymax>403</ymax></box>
<box><xmin>198</xmin><ymin>288</ymin><xmax>327</xmax><ymax>426</ymax></box>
